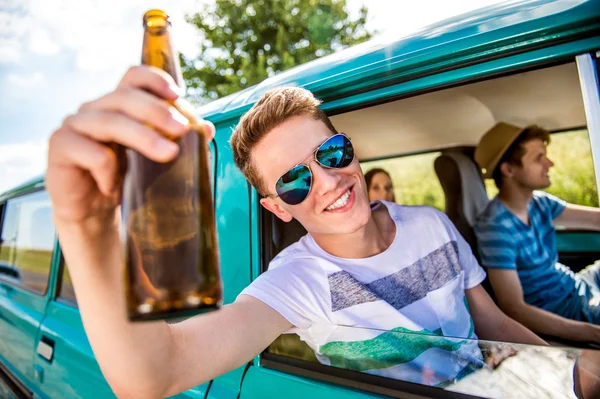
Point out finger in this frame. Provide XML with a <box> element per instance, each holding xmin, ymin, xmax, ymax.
<box><xmin>118</xmin><ymin>65</ymin><xmax>182</xmax><ymax>101</ymax></box>
<box><xmin>171</xmin><ymin>98</ymin><xmax>216</xmax><ymax>141</ymax></box>
<box><xmin>63</xmin><ymin>111</ymin><xmax>179</xmax><ymax>162</ymax></box>
<box><xmin>78</xmin><ymin>88</ymin><xmax>190</xmax><ymax>138</ymax></box>
<box><xmin>49</xmin><ymin>128</ymin><xmax>120</xmax><ymax>196</ymax></box>
<box><xmin>203</xmin><ymin>120</ymin><xmax>216</xmax><ymax>142</ymax></box>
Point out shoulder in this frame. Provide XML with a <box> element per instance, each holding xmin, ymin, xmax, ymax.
<box><xmin>384</xmin><ymin>202</ymin><xmax>445</xmax><ymax>224</ymax></box>
<box><xmin>269</xmin><ymin>233</ymin><xmax>331</xmax><ymax>268</ymax></box>
<box><xmin>266</xmin><ymin>239</ymin><xmax>329</xmax><ymax>281</ymax></box>
<box><xmin>386</xmin><ymin>203</ymin><xmax>459</xmax><ymax>239</ymax></box>
<box><xmin>474</xmin><ymin>199</ymin><xmax>507</xmax><ymax>231</ymax></box>
<box><xmin>532</xmin><ymin>191</ymin><xmax>566</xmax><ymax>209</ymax></box>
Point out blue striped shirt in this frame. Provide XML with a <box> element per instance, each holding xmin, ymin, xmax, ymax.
<box><xmin>474</xmin><ymin>192</ymin><xmax>583</xmax><ymax>316</ymax></box>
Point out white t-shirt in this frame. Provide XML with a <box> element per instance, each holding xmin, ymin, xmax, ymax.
<box><xmin>240</xmin><ymin>201</ymin><xmax>487</xmax><ymax>386</ymax></box>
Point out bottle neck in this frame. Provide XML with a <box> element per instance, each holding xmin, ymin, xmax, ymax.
<box><xmin>141</xmin><ymin>26</ymin><xmax>184</xmax><ymax>88</ymax></box>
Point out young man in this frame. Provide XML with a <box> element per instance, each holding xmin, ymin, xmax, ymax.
<box><xmin>474</xmin><ymin>122</ymin><xmax>600</xmax><ymax>344</ymax></box>
<box><xmin>47</xmin><ymin>66</ymin><xmax>544</xmax><ymax>398</ymax></box>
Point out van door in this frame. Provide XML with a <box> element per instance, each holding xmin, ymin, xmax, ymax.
<box><xmin>33</xmin><ymin>257</ymin><xmax>211</xmax><ymax>398</ymax></box>
<box><xmin>0</xmin><ymin>190</ymin><xmax>54</xmax><ymax>396</ymax></box>
<box><xmin>32</xmin><ymin>290</ymin><xmax>116</xmax><ymax>399</ymax></box>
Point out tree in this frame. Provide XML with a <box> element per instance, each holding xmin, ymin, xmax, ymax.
<box><xmin>181</xmin><ymin>0</ymin><xmax>373</xmax><ymax>103</ymax></box>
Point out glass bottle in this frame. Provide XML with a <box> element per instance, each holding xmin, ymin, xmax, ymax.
<box><xmin>122</xmin><ymin>9</ymin><xmax>222</xmax><ymax>321</ymax></box>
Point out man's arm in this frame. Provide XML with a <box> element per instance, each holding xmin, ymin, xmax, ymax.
<box><xmin>59</xmin><ymin>222</ymin><xmax>291</xmax><ymax>399</ymax></box>
<box><xmin>555</xmin><ymin>203</ymin><xmax>600</xmax><ymax>231</ymax></box>
<box><xmin>58</xmin><ymin>222</ymin><xmax>291</xmax><ymax>398</ymax></box>
<box><xmin>465</xmin><ymin>284</ymin><xmax>546</xmax><ymax>345</ymax></box>
<box><xmin>486</xmin><ymin>268</ymin><xmax>600</xmax><ymax>343</ymax></box>
<box><xmin>48</xmin><ymin>66</ymin><xmax>293</xmax><ymax>399</ymax></box>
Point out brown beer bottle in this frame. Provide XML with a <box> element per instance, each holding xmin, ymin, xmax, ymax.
<box><xmin>122</xmin><ymin>9</ymin><xmax>222</xmax><ymax>321</ymax></box>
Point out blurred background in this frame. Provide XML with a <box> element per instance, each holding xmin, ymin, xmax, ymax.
<box><xmin>0</xmin><ymin>0</ymin><xmax>508</xmax><ymax>194</ymax></box>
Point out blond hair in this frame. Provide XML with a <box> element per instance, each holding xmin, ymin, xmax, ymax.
<box><xmin>230</xmin><ymin>87</ymin><xmax>337</xmax><ymax>195</ymax></box>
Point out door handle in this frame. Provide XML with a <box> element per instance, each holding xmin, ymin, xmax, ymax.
<box><xmin>36</xmin><ymin>338</ymin><xmax>55</xmax><ymax>363</ymax></box>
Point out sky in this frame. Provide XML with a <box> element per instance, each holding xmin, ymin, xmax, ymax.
<box><xmin>0</xmin><ymin>0</ymin><xmax>506</xmax><ymax>194</ymax></box>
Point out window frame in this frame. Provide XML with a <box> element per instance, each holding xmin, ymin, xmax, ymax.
<box><xmin>576</xmin><ymin>52</ymin><xmax>600</xmax><ymax>201</ymax></box>
<box><xmin>55</xmin><ymin>254</ymin><xmax>77</xmax><ymax>308</ymax></box>
<box><xmin>260</xmin><ymin>353</ymin><xmax>482</xmax><ymax>399</ymax></box>
<box><xmin>256</xmin><ymin>48</ymin><xmax>599</xmax><ymax>398</ymax></box>
<box><xmin>0</xmin><ymin>188</ymin><xmax>55</xmax><ymax>297</ymax></box>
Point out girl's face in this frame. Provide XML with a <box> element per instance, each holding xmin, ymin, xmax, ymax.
<box><xmin>368</xmin><ymin>172</ymin><xmax>394</xmax><ymax>202</ymax></box>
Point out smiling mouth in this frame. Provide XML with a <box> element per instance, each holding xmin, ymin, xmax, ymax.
<box><xmin>325</xmin><ymin>187</ymin><xmax>352</xmax><ymax>211</ymax></box>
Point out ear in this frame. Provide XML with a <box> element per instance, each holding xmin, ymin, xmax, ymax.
<box><xmin>499</xmin><ymin>161</ymin><xmax>513</xmax><ymax>179</ymax></box>
<box><xmin>260</xmin><ymin>197</ymin><xmax>293</xmax><ymax>222</ymax></box>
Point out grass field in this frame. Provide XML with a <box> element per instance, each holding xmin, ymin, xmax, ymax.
<box><xmin>0</xmin><ymin>247</ymin><xmax>53</xmax><ymax>284</ymax></box>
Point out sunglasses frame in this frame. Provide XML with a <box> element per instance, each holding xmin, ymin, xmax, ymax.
<box><xmin>269</xmin><ymin>133</ymin><xmax>354</xmax><ymax>205</ymax></box>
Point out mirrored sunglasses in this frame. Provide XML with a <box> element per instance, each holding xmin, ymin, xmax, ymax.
<box><xmin>273</xmin><ymin>134</ymin><xmax>354</xmax><ymax>205</ymax></box>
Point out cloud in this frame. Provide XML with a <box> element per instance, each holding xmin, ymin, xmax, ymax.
<box><xmin>0</xmin><ymin>39</ymin><xmax>21</xmax><ymax>63</ymax></box>
<box><xmin>28</xmin><ymin>29</ymin><xmax>60</xmax><ymax>55</ymax></box>
<box><xmin>6</xmin><ymin>71</ymin><xmax>43</xmax><ymax>87</ymax></box>
<box><xmin>0</xmin><ymin>139</ymin><xmax>47</xmax><ymax>194</ymax></box>
<box><xmin>1</xmin><ymin>0</ymin><xmax>205</xmax><ymax>71</ymax></box>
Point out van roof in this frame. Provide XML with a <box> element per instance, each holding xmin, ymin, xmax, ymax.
<box><xmin>4</xmin><ymin>0</ymin><xmax>598</xmax><ymax>197</ymax></box>
<box><xmin>198</xmin><ymin>0</ymin><xmax>599</xmax><ymax>123</ymax></box>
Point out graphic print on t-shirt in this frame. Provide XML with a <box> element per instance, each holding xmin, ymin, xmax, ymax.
<box><xmin>319</xmin><ymin>240</ymin><xmax>482</xmax><ymax>385</ymax></box>
<box><xmin>328</xmin><ymin>241</ymin><xmax>462</xmax><ymax>312</ymax></box>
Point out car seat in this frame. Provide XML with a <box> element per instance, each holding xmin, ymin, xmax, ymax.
<box><xmin>434</xmin><ymin>149</ymin><xmax>495</xmax><ymax>298</ymax></box>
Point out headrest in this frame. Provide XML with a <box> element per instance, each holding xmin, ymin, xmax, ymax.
<box><xmin>435</xmin><ymin>151</ymin><xmax>489</xmax><ymax>226</ymax></box>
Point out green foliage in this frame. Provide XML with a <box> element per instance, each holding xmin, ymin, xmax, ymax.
<box><xmin>363</xmin><ymin>130</ymin><xmax>598</xmax><ymax>212</ymax></box>
<box><xmin>545</xmin><ymin>130</ymin><xmax>598</xmax><ymax>207</ymax></box>
<box><xmin>181</xmin><ymin>0</ymin><xmax>372</xmax><ymax>103</ymax></box>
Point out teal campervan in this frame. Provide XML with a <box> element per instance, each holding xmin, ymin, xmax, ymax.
<box><xmin>1</xmin><ymin>0</ymin><xmax>600</xmax><ymax>397</ymax></box>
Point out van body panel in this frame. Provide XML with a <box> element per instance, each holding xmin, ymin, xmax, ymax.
<box><xmin>0</xmin><ymin>284</ymin><xmax>46</xmax><ymax>393</ymax></box>
<box><xmin>239</xmin><ymin>366</ymin><xmax>383</xmax><ymax>399</ymax></box>
<box><xmin>213</xmin><ymin>124</ymin><xmax>253</xmax><ymax>303</ymax></box>
<box><xmin>32</xmin><ymin>301</ymin><xmax>115</xmax><ymax>399</ymax></box>
<box><xmin>205</xmin><ymin>124</ymin><xmax>253</xmax><ymax>399</ymax></box>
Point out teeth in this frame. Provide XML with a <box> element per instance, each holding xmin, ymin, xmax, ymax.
<box><xmin>326</xmin><ymin>190</ymin><xmax>351</xmax><ymax>211</ymax></box>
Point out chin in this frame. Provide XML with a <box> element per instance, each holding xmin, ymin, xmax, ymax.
<box><xmin>335</xmin><ymin>201</ymin><xmax>371</xmax><ymax>234</ymax></box>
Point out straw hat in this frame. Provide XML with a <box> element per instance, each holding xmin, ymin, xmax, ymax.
<box><xmin>474</xmin><ymin>122</ymin><xmax>526</xmax><ymax>179</ymax></box>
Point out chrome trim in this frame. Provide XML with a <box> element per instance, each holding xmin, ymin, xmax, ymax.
<box><xmin>576</xmin><ymin>53</ymin><xmax>600</xmax><ymax>200</ymax></box>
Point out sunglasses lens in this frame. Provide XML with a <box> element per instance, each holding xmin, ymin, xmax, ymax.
<box><xmin>316</xmin><ymin>134</ymin><xmax>354</xmax><ymax>169</ymax></box>
<box><xmin>276</xmin><ymin>165</ymin><xmax>312</xmax><ymax>205</ymax></box>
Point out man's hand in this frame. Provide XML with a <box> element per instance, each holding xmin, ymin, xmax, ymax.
<box><xmin>47</xmin><ymin>65</ymin><xmax>215</xmax><ymax>228</ymax></box>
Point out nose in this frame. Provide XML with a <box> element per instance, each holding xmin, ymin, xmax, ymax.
<box><xmin>545</xmin><ymin>156</ymin><xmax>554</xmax><ymax>168</ymax></box>
<box><xmin>309</xmin><ymin>160</ymin><xmax>341</xmax><ymax>196</ymax></box>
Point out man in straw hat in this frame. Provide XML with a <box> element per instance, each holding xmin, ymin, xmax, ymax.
<box><xmin>474</xmin><ymin>122</ymin><xmax>600</xmax><ymax>344</ymax></box>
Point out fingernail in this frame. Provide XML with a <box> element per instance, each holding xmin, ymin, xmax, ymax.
<box><xmin>168</xmin><ymin>107</ymin><xmax>189</xmax><ymax>131</ymax></box>
<box><xmin>168</xmin><ymin>84</ymin><xmax>184</xmax><ymax>97</ymax></box>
